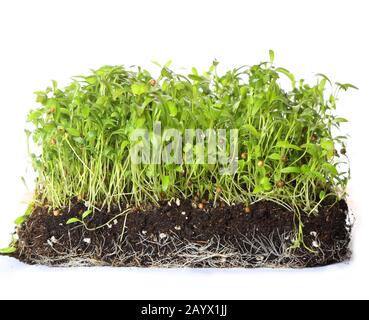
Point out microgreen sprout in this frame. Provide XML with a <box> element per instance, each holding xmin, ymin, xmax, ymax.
<box><xmin>25</xmin><ymin>52</ymin><xmax>355</xmax><ymax>246</ymax></box>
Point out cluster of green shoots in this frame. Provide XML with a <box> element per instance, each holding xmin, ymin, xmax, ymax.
<box><xmin>27</xmin><ymin>51</ymin><xmax>355</xmax><ymax>222</ymax></box>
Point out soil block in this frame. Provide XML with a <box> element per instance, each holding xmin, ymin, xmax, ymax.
<box><xmin>11</xmin><ymin>199</ymin><xmax>351</xmax><ymax>268</ymax></box>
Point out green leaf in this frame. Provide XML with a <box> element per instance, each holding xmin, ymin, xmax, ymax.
<box><xmin>260</xmin><ymin>177</ymin><xmax>270</xmax><ymax>185</ymax></box>
<box><xmin>87</xmin><ymin>131</ymin><xmax>97</xmax><ymax>140</ymax></box>
<box><xmin>14</xmin><ymin>216</ymin><xmax>26</xmax><ymax>226</ymax></box>
<box><xmin>319</xmin><ymin>191</ymin><xmax>326</xmax><ymax>200</ymax></box>
<box><xmin>232</xmin><ymin>100</ymin><xmax>241</xmax><ymax>113</ymax></box>
<box><xmin>309</xmin><ymin>170</ymin><xmax>325</xmax><ymax>181</ymax></box>
<box><xmin>135</xmin><ymin>117</ymin><xmax>146</xmax><ymax>128</ymax></box>
<box><xmin>151</xmin><ymin>60</ymin><xmax>162</xmax><ymax>68</ymax></box>
<box><xmin>85</xmin><ymin>76</ymin><xmax>97</xmax><ymax>85</ymax></box>
<box><xmin>280</xmin><ymin>167</ymin><xmax>301</xmax><ymax>174</ymax></box>
<box><xmin>269</xmin><ymin>50</ymin><xmax>275</xmax><ymax>63</ymax></box>
<box><xmin>323</xmin><ymin>163</ymin><xmax>338</xmax><ymax>176</ymax></box>
<box><xmin>301</xmin><ymin>164</ymin><xmax>310</xmax><ymax>174</ymax></box>
<box><xmin>143</xmin><ymin>97</ymin><xmax>153</xmax><ymax>107</ymax></box>
<box><xmin>51</xmin><ymin>80</ymin><xmax>58</xmax><ymax>91</ymax></box>
<box><xmin>243</xmin><ymin>124</ymin><xmax>260</xmax><ymax>138</ymax></box>
<box><xmin>66</xmin><ymin>218</ymin><xmax>82</xmax><ymax>225</ymax></box>
<box><xmin>131</xmin><ymin>83</ymin><xmax>148</xmax><ymax>95</ymax></box>
<box><xmin>27</xmin><ymin>109</ymin><xmax>44</xmax><ymax>122</ymax></box>
<box><xmin>0</xmin><ymin>247</ymin><xmax>16</xmax><ymax>254</ymax></box>
<box><xmin>35</xmin><ymin>93</ymin><xmax>47</xmax><ymax>104</ymax></box>
<box><xmin>301</xmin><ymin>143</ymin><xmax>320</xmax><ymax>158</ymax></box>
<box><xmin>82</xmin><ymin>210</ymin><xmax>92</xmax><ymax>220</ymax></box>
<box><xmin>321</xmin><ymin>140</ymin><xmax>334</xmax><ymax>152</ymax></box>
<box><xmin>161</xmin><ymin>68</ymin><xmax>172</xmax><ymax>78</ymax></box>
<box><xmin>189</xmin><ymin>74</ymin><xmax>204</xmax><ymax>82</ymax></box>
<box><xmin>167</xmin><ymin>101</ymin><xmax>178</xmax><ymax>117</ymax></box>
<box><xmin>276</xmin><ymin>141</ymin><xmax>302</xmax><ymax>151</ymax></box>
<box><xmin>336</xmin><ymin>83</ymin><xmax>359</xmax><ymax>91</ymax></box>
<box><xmin>251</xmin><ymin>99</ymin><xmax>264</xmax><ymax>116</ymax></box>
<box><xmin>318</xmin><ymin>78</ymin><xmax>327</xmax><ymax>93</ymax></box>
<box><xmin>259</xmin><ymin>177</ymin><xmax>272</xmax><ymax>191</ymax></box>
<box><xmin>60</xmin><ymin>108</ymin><xmax>70</xmax><ymax>116</ymax></box>
<box><xmin>162</xmin><ymin>176</ymin><xmax>170</xmax><ymax>192</ymax></box>
<box><xmin>253</xmin><ymin>186</ymin><xmax>263</xmax><ymax>194</ymax></box>
<box><xmin>263</xmin><ymin>183</ymin><xmax>273</xmax><ymax>192</ymax></box>
<box><xmin>334</xmin><ymin>117</ymin><xmax>348</xmax><ymax>123</ymax></box>
<box><xmin>73</xmin><ymin>137</ymin><xmax>84</xmax><ymax>144</ymax></box>
<box><xmin>111</xmin><ymin>128</ymin><xmax>125</xmax><ymax>136</ymax></box>
<box><xmin>268</xmin><ymin>153</ymin><xmax>282</xmax><ymax>161</ymax></box>
<box><xmin>66</xmin><ymin>127</ymin><xmax>80</xmax><ymax>137</ymax></box>
<box><xmin>276</xmin><ymin>67</ymin><xmax>296</xmax><ymax>88</ymax></box>
<box><xmin>24</xmin><ymin>204</ymin><xmax>33</xmax><ymax>216</ymax></box>
<box><xmin>164</xmin><ymin>60</ymin><xmax>173</xmax><ymax>68</ymax></box>
<box><xmin>316</xmin><ymin>73</ymin><xmax>332</xmax><ymax>86</ymax></box>
<box><xmin>80</xmin><ymin>105</ymin><xmax>90</xmax><ymax>118</ymax></box>
<box><xmin>254</xmin><ymin>145</ymin><xmax>261</xmax><ymax>158</ymax></box>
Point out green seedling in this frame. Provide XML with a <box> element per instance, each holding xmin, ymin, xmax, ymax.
<box><xmin>66</xmin><ymin>209</ymin><xmax>92</xmax><ymax>226</ymax></box>
<box><xmin>0</xmin><ymin>247</ymin><xmax>17</xmax><ymax>254</ymax></box>
<box><xmin>24</xmin><ymin>51</ymin><xmax>355</xmax><ymax>247</ymax></box>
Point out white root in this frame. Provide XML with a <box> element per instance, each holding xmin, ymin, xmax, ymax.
<box><xmin>17</xmin><ymin>228</ymin><xmax>351</xmax><ymax>268</ymax></box>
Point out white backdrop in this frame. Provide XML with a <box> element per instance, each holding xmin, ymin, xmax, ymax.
<box><xmin>0</xmin><ymin>0</ymin><xmax>368</xmax><ymax>300</ymax></box>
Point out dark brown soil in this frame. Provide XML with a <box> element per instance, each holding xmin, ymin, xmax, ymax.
<box><xmin>12</xmin><ymin>199</ymin><xmax>351</xmax><ymax>268</ymax></box>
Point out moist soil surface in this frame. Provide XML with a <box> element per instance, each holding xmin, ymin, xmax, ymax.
<box><xmin>12</xmin><ymin>199</ymin><xmax>351</xmax><ymax>268</ymax></box>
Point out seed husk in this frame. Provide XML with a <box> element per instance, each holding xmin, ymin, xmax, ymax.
<box><xmin>277</xmin><ymin>180</ymin><xmax>285</xmax><ymax>188</ymax></box>
<box><xmin>311</xmin><ymin>134</ymin><xmax>318</xmax><ymax>142</ymax></box>
<box><xmin>244</xmin><ymin>206</ymin><xmax>252</xmax><ymax>214</ymax></box>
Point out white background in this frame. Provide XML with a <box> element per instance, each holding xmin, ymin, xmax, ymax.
<box><xmin>0</xmin><ymin>0</ymin><xmax>368</xmax><ymax>300</ymax></box>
